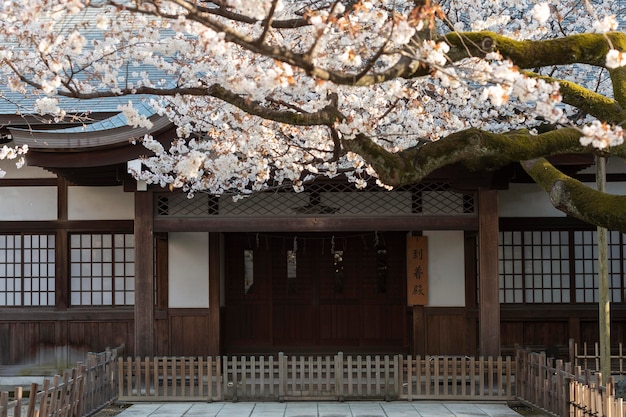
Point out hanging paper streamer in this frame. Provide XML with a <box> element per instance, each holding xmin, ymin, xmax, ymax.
<box><xmin>287</xmin><ymin>236</ymin><xmax>297</xmax><ymax>279</ymax></box>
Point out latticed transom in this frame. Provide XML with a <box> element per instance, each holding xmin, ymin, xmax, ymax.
<box><xmin>155</xmin><ymin>182</ymin><xmax>476</xmax><ymax>217</ymax></box>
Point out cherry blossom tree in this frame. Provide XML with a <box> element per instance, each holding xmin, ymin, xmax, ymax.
<box><xmin>0</xmin><ymin>0</ymin><xmax>625</xmax><ymax>230</ymax></box>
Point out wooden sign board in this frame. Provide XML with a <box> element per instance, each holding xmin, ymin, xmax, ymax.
<box><xmin>407</xmin><ymin>235</ymin><xmax>428</xmax><ymax>306</ymax></box>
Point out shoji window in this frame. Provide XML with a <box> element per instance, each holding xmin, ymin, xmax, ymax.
<box><xmin>70</xmin><ymin>233</ymin><xmax>134</xmax><ymax>306</ymax></box>
<box><xmin>499</xmin><ymin>229</ymin><xmax>625</xmax><ymax>304</ymax></box>
<box><xmin>0</xmin><ymin>234</ymin><xmax>55</xmax><ymax>306</ymax></box>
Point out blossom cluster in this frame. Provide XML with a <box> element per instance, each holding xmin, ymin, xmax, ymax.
<box><xmin>580</xmin><ymin>121</ymin><xmax>624</xmax><ymax>149</ymax></box>
<box><xmin>0</xmin><ymin>144</ymin><xmax>28</xmax><ymax>178</ymax></box>
<box><xmin>0</xmin><ymin>0</ymin><xmax>624</xmax><ymax>194</ymax></box>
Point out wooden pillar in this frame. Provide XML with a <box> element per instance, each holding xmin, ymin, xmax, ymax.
<box><xmin>208</xmin><ymin>233</ymin><xmax>221</xmax><ymax>356</ymax></box>
<box><xmin>412</xmin><ymin>306</ymin><xmax>426</xmax><ymax>355</ymax></box>
<box><xmin>478</xmin><ymin>189</ymin><xmax>500</xmax><ymax>357</ymax></box>
<box><xmin>134</xmin><ymin>191</ymin><xmax>154</xmax><ymax>357</ymax></box>
<box><xmin>55</xmin><ymin>177</ymin><xmax>69</xmax><ymax>366</ymax></box>
<box><xmin>55</xmin><ymin>177</ymin><xmax>68</xmax><ymax>311</ymax></box>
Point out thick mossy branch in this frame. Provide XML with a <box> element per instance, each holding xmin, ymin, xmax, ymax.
<box><xmin>446</xmin><ymin>31</ymin><xmax>626</xmax><ymax>69</ymax></box>
<box><xmin>526</xmin><ymin>72</ymin><xmax>626</xmax><ymax>125</ymax></box>
<box><xmin>345</xmin><ymin>127</ymin><xmax>626</xmax><ymax>186</ymax></box>
<box><xmin>522</xmin><ymin>158</ymin><xmax>626</xmax><ymax>233</ymax></box>
<box><xmin>343</xmin><ymin>127</ymin><xmax>622</xmax><ymax>186</ymax></box>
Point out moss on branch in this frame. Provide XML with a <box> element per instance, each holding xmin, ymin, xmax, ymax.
<box><xmin>522</xmin><ymin>158</ymin><xmax>626</xmax><ymax>233</ymax></box>
<box><xmin>344</xmin><ymin>127</ymin><xmax>626</xmax><ymax>187</ymax></box>
<box><xmin>445</xmin><ymin>31</ymin><xmax>626</xmax><ymax>69</ymax></box>
<box><xmin>525</xmin><ymin>73</ymin><xmax>626</xmax><ymax>125</ymax></box>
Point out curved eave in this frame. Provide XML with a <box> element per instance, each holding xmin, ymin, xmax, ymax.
<box><xmin>9</xmin><ymin>114</ymin><xmax>172</xmax><ymax>151</ymax></box>
<box><xmin>15</xmin><ymin>118</ymin><xmax>177</xmax><ymax>186</ymax></box>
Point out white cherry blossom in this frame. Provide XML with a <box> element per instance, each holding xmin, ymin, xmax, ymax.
<box><xmin>0</xmin><ymin>0</ymin><xmax>623</xmax><ymax>195</ymax></box>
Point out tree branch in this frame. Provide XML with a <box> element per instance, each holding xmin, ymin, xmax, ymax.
<box><xmin>343</xmin><ymin>127</ymin><xmax>626</xmax><ymax>186</ymax></box>
<box><xmin>446</xmin><ymin>31</ymin><xmax>626</xmax><ymax>69</ymax></box>
<box><xmin>521</xmin><ymin>158</ymin><xmax>626</xmax><ymax>233</ymax></box>
<box><xmin>524</xmin><ymin>71</ymin><xmax>626</xmax><ymax>124</ymax></box>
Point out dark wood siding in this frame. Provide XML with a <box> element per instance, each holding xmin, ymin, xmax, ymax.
<box><xmin>223</xmin><ymin>232</ymin><xmax>408</xmax><ymax>353</ymax></box>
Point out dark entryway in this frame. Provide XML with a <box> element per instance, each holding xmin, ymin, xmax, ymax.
<box><xmin>223</xmin><ymin>232</ymin><xmax>408</xmax><ymax>353</ymax></box>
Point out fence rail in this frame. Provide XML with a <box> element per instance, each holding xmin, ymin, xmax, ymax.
<box><xmin>570</xmin><ymin>339</ymin><xmax>626</xmax><ymax>376</ymax></box>
<box><xmin>3</xmin><ymin>342</ymin><xmax>625</xmax><ymax>416</ymax></box>
<box><xmin>399</xmin><ymin>355</ymin><xmax>514</xmax><ymax>400</ymax></box>
<box><xmin>0</xmin><ymin>345</ymin><xmax>122</xmax><ymax>417</ymax></box>
<box><xmin>517</xmin><ymin>347</ymin><xmax>626</xmax><ymax>417</ymax></box>
<box><xmin>118</xmin><ymin>353</ymin><xmax>516</xmax><ymax>402</ymax></box>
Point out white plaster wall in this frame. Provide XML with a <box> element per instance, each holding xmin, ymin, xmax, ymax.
<box><xmin>423</xmin><ymin>230</ymin><xmax>465</xmax><ymax>307</ymax></box>
<box><xmin>0</xmin><ymin>187</ymin><xmax>57</xmax><ymax>220</ymax></box>
<box><xmin>68</xmin><ymin>186</ymin><xmax>134</xmax><ymax>220</ymax></box>
<box><xmin>499</xmin><ymin>183</ymin><xmax>565</xmax><ymax>217</ymax></box>
<box><xmin>606</xmin><ymin>182</ymin><xmax>626</xmax><ymax>194</ymax></box>
<box><xmin>500</xmin><ymin>180</ymin><xmax>626</xmax><ymax>218</ymax></box>
<box><xmin>0</xmin><ymin>160</ymin><xmax>56</xmax><ymax>179</ymax></box>
<box><xmin>168</xmin><ymin>232</ymin><xmax>209</xmax><ymax>308</ymax></box>
<box><xmin>578</xmin><ymin>156</ymin><xmax>626</xmax><ymax>174</ymax></box>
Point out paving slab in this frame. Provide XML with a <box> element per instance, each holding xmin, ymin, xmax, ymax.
<box><xmin>114</xmin><ymin>401</ymin><xmax>524</xmax><ymax>417</ymax></box>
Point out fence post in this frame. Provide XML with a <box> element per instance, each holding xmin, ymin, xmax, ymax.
<box><xmin>14</xmin><ymin>387</ymin><xmax>22</xmax><ymax>417</ymax></box>
<box><xmin>0</xmin><ymin>391</ymin><xmax>8</xmax><ymax>417</ymax></box>
<box><xmin>336</xmin><ymin>352</ymin><xmax>344</xmax><ymax>401</ymax></box>
<box><xmin>278</xmin><ymin>353</ymin><xmax>285</xmax><ymax>400</ymax></box>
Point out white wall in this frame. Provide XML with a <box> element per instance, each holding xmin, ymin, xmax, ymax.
<box><xmin>0</xmin><ymin>186</ymin><xmax>57</xmax><ymax>220</ymax></box>
<box><xmin>168</xmin><ymin>232</ymin><xmax>209</xmax><ymax>308</ymax></box>
<box><xmin>500</xmin><ymin>180</ymin><xmax>626</xmax><ymax>218</ymax></box>
<box><xmin>499</xmin><ymin>183</ymin><xmax>565</xmax><ymax>217</ymax></box>
<box><xmin>423</xmin><ymin>230</ymin><xmax>465</xmax><ymax>307</ymax></box>
<box><xmin>68</xmin><ymin>186</ymin><xmax>134</xmax><ymax>220</ymax></box>
<box><xmin>0</xmin><ymin>160</ymin><xmax>56</xmax><ymax>179</ymax></box>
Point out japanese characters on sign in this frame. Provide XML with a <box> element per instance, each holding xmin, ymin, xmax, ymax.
<box><xmin>407</xmin><ymin>235</ymin><xmax>428</xmax><ymax>306</ymax></box>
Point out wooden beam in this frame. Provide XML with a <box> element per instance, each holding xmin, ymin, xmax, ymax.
<box><xmin>134</xmin><ymin>191</ymin><xmax>154</xmax><ymax>357</ymax></box>
<box><xmin>208</xmin><ymin>232</ymin><xmax>221</xmax><ymax>356</ymax></box>
<box><xmin>478</xmin><ymin>189</ymin><xmax>500</xmax><ymax>357</ymax></box>
<box><xmin>155</xmin><ymin>216</ymin><xmax>478</xmax><ymax>233</ymax></box>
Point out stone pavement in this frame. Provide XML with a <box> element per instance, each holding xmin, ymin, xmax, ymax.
<box><xmin>114</xmin><ymin>401</ymin><xmax>524</xmax><ymax>417</ymax></box>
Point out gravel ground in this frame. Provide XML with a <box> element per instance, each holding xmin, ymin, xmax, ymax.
<box><xmin>92</xmin><ymin>403</ymin><xmax>131</xmax><ymax>417</ymax></box>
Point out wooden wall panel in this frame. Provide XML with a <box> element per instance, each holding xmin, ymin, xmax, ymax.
<box><xmin>169</xmin><ymin>311</ymin><xmax>209</xmax><ymax>356</ymax></box>
<box><xmin>319</xmin><ymin>304</ymin><xmax>360</xmax><ymax>343</ymax></box>
<box><xmin>272</xmin><ymin>304</ymin><xmax>317</xmax><ymax>346</ymax></box>
<box><xmin>580</xmin><ymin>320</ymin><xmax>626</xmax><ymax>346</ymax></box>
<box><xmin>154</xmin><ymin>317</ymin><xmax>170</xmax><ymax>356</ymax></box>
<box><xmin>223</xmin><ymin>304</ymin><xmax>271</xmax><ymax>349</ymax></box>
<box><xmin>0</xmin><ymin>317</ymin><xmax>133</xmax><ymax>365</ymax></box>
<box><xmin>67</xmin><ymin>321</ymin><xmax>133</xmax><ymax>353</ymax></box>
<box><xmin>425</xmin><ymin>309</ymin><xmax>470</xmax><ymax>355</ymax></box>
<box><xmin>360</xmin><ymin>304</ymin><xmax>406</xmax><ymax>345</ymax></box>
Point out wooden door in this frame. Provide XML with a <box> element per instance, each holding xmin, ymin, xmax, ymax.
<box><xmin>223</xmin><ymin>232</ymin><xmax>407</xmax><ymax>353</ymax></box>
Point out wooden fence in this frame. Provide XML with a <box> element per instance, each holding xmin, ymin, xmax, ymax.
<box><xmin>517</xmin><ymin>347</ymin><xmax>626</xmax><ymax>417</ymax></box>
<box><xmin>118</xmin><ymin>353</ymin><xmax>516</xmax><ymax>402</ymax></box>
<box><xmin>0</xmin><ymin>346</ymin><xmax>122</xmax><ymax>417</ymax></box>
<box><xmin>570</xmin><ymin>339</ymin><xmax>626</xmax><ymax>375</ymax></box>
<box><xmin>398</xmin><ymin>355</ymin><xmax>514</xmax><ymax>400</ymax></box>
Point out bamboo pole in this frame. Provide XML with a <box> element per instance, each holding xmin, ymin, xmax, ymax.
<box><xmin>597</xmin><ymin>155</ymin><xmax>611</xmax><ymax>385</ymax></box>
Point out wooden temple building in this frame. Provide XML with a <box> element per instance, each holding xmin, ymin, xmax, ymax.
<box><xmin>1</xmin><ymin>103</ymin><xmax>625</xmax><ymax>367</ymax></box>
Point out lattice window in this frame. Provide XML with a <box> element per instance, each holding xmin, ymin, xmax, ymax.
<box><xmin>70</xmin><ymin>233</ymin><xmax>134</xmax><ymax>306</ymax></box>
<box><xmin>499</xmin><ymin>229</ymin><xmax>626</xmax><ymax>304</ymax></box>
<box><xmin>0</xmin><ymin>234</ymin><xmax>55</xmax><ymax>307</ymax></box>
<box><xmin>573</xmin><ymin>230</ymin><xmax>624</xmax><ymax>303</ymax></box>
<box><xmin>155</xmin><ymin>182</ymin><xmax>475</xmax><ymax>217</ymax></box>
